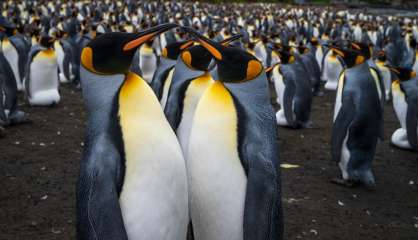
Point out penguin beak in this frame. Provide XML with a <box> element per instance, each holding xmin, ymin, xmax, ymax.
<box><xmin>220</xmin><ymin>33</ymin><xmax>242</xmax><ymax>46</ymax></box>
<box><xmin>330</xmin><ymin>46</ymin><xmax>345</xmax><ymax>57</ymax></box>
<box><xmin>182</xmin><ymin>26</ymin><xmax>223</xmax><ymax>60</ymax></box>
<box><xmin>180</xmin><ymin>40</ymin><xmax>194</xmax><ymax>50</ymax></box>
<box><xmin>123</xmin><ymin>23</ymin><xmax>177</xmax><ymax>51</ymax></box>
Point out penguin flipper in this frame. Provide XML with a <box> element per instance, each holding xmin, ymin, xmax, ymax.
<box><xmin>406</xmin><ymin>102</ymin><xmax>418</xmax><ymax>150</ymax></box>
<box><xmin>283</xmin><ymin>81</ymin><xmax>296</xmax><ymax>127</ymax></box>
<box><xmin>76</xmin><ymin>136</ymin><xmax>128</xmax><ymax>240</ymax></box>
<box><xmin>331</xmin><ymin>95</ymin><xmax>355</xmax><ymax>162</ymax></box>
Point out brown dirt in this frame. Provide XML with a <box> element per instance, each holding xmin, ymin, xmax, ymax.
<box><xmin>0</xmin><ymin>84</ymin><xmax>417</xmax><ymax>240</ymax></box>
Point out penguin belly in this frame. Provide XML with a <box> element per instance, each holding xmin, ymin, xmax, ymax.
<box><xmin>177</xmin><ymin>73</ymin><xmax>213</xmax><ymax>157</ymax></box>
<box><xmin>159</xmin><ymin>68</ymin><xmax>174</xmax><ymax>109</ymax></box>
<box><xmin>54</xmin><ymin>41</ymin><xmax>69</xmax><ymax>83</ymax></box>
<box><xmin>339</xmin><ymin>134</ymin><xmax>351</xmax><ymax>180</ymax></box>
<box><xmin>413</xmin><ymin>52</ymin><xmax>418</xmax><ymax>74</ymax></box>
<box><xmin>272</xmin><ymin>67</ymin><xmax>288</xmax><ymax>126</ymax></box>
<box><xmin>188</xmin><ymin>81</ymin><xmax>247</xmax><ymax>240</ymax></box>
<box><xmin>391</xmin><ymin>82</ymin><xmax>417</xmax><ymax>149</ymax></box>
<box><xmin>139</xmin><ymin>46</ymin><xmax>157</xmax><ymax>83</ymax></box>
<box><xmin>28</xmin><ymin>50</ymin><xmax>60</xmax><ymax>106</ymax></box>
<box><xmin>315</xmin><ymin>47</ymin><xmax>323</xmax><ymax>72</ymax></box>
<box><xmin>324</xmin><ymin>55</ymin><xmax>342</xmax><ymax>91</ymax></box>
<box><xmin>118</xmin><ymin>73</ymin><xmax>188</xmax><ymax>240</ymax></box>
<box><xmin>2</xmin><ymin>39</ymin><xmax>23</xmax><ymax>91</ymax></box>
<box><xmin>376</xmin><ymin>63</ymin><xmax>391</xmax><ymax>101</ymax></box>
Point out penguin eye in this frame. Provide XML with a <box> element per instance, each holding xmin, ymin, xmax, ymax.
<box><xmin>246</xmin><ymin>59</ymin><xmax>263</xmax><ymax>81</ymax></box>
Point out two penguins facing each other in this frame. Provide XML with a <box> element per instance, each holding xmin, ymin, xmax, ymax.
<box><xmin>76</xmin><ymin>24</ymin><xmax>283</xmax><ymax>240</ymax></box>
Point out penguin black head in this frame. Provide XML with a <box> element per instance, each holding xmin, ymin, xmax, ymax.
<box><xmin>275</xmin><ymin>45</ymin><xmax>295</xmax><ymax>64</ymax></box>
<box><xmin>161</xmin><ymin>40</ymin><xmax>194</xmax><ymax>60</ymax></box>
<box><xmin>329</xmin><ymin>42</ymin><xmax>364</xmax><ymax>68</ymax></box>
<box><xmin>376</xmin><ymin>50</ymin><xmax>387</xmax><ymax>62</ymax></box>
<box><xmin>183</xmin><ymin>27</ymin><xmax>262</xmax><ymax>82</ymax></box>
<box><xmin>389</xmin><ymin>67</ymin><xmax>416</xmax><ymax>82</ymax></box>
<box><xmin>81</xmin><ymin>23</ymin><xmax>177</xmax><ymax>75</ymax></box>
<box><xmin>350</xmin><ymin>41</ymin><xmax>373</xmax><ymax>60</ymax></box>
<box><xmin>181</xmin><ymin>33</ymin><xmax>243</xmax><ymax>72</ymax></box>
<box><xmin>39</xmin><ymin>35</ymin><xmax>55</xmax><ymax>48</ymax></box>
<box><xmin>0</xmin><ymin>16</ymin><xmax>16</xmax><ymax>37</ymax></box>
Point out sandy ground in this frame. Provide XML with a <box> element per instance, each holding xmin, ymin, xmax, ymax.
<box><xmin>0</xmin><ymin>84</ymin><xmax>417</xmax><ymax>240</ymax></box>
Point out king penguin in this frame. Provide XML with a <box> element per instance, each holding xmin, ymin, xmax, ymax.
<box><xmin>164</xmin><ymin>34</ymin><xmax>242</xmax><ymax>156</ymax></box>
<box><xmin>0</xmin><ymin>16</ymin><xmax>29</xmax><ymax>92</ymax></box>
<box><xmin>390</xmin><ymin>67</ymin><xmax>418</xmax><ymax>151</ymax></box>
<box><xmin>330</xmin><ymin>42</ymin><xmax>384</xmax><ymax>189</ymax></box>
<box><xmin>138</xmin><ymin>39</ymin><xmax>157</xmax><ymax>83</ymax></box>
<box><xmin>25</xmin><ymin>35</ymin><xmax>60</xmax><ymax>106</ymax></box>
<box><xmin>0</xmin><ymin>17</ymin><xmax>27</xmax><ymax>126</ymax></box>
<box><xmin>76</xmin><ymin>23</ymin><xmax>189</xmax><ymax>240</ymax></box>
<box><xmin>182</xmin><ymin>27</ymin><xmax>283</xmax><ymax>240</ymax></box>
<box><xmin>323</xmin><ymin>48</ymin><xmax>344</xmax><ymax>91</ymax></box>
<box><xmin>271</xmin><ymin>46</ymin><xmax>313</xmax><ymax>128</ymax></box>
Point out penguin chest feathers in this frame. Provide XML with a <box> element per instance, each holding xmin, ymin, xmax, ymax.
<box><xmin>118</xmin><ymin>73</ymin><xmax>188</xmax><ymax>239</ymax></box>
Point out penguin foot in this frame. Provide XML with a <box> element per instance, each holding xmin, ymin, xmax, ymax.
<box><xmin>302</xmin><ymin>121</ymin><xmax>315</xmax><ymax>129</ymax></box>
<box><xmin>330</xmin><ymin>178</ymin><xmax>357</xmax><ymax>188</ymax></box>
<box><xmin>9</xmin><ymin>111</ymin><xmax>31</xmax><ymax>125</ymax></box>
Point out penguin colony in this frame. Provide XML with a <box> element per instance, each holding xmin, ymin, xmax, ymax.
<box><xmin>0</xmin><ymin>0</ymin><xmax>417</xmax><ymax>239</ymax></box>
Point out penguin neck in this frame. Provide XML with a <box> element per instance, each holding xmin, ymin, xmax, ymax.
<box><xmin>81</xmin><ymin>66</ymin><xmax>125</xmax><ymax>136</ymax></box>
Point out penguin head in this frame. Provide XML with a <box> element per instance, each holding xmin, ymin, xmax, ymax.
<box><xmin>275</xmin><ymin>45</ymin><xmax>295</xmax><ymax>64</ymax></box>
<box><xmin>162</xmin><ymin>40</ymin><xmax>194</xmax><ymax>60</ymax></box>
<box><xmin>0</xmin><ymin>16</ymin><xmax>16</xmax><ymax>37</ymax></box>
<box><xmin>350</xmin><ymin>41</ymin><xmax>373</xmax><ymax>60</ymax></box>
<box><xmin>183</xmin><ymin>27</ymin><xmax>262</xmax><ymax>82</ymax></box>
<box><xmin>376</xmin><ymin>50</ymin><xmax>387</xmax><ymax>62</ymax></box>
<box><xmin>81</xmin><ymin>23</ymin><xmax>177</xmax><ymax>75</ymax></box>
<box><xmin>180</xmin><ymin>33</ymin><xmax>243</xmax><ymax>72</ymax></box>
<box><xmin>329</xmin><ymin>41</ymin><xmax>364</xmax><ymax>68</ymax></box>
<box><xmin>389</xmin><ymin>67</ymin><xmax>416</xmax><ymax>82</ymax></box>
<box><xmin>39</xmin><ymin>35</ymin><xmax>55</xmax><ymax>48</ymax></box>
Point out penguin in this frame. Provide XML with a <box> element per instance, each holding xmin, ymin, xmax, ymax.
<box><xmin>25</xmin><ymin>35</ymin><xmax>60</xmax><ymax>106</ymax></box>
<box><xmin>138</xmin><ymin>39</ymin><xmax>157</xmax><ymax>83</ymax></box>
<box><xmin>76</xmin><ymin>23</ymin><xmax>189</xmax><ymax>240</ymax></box>
<box><xmin>330</xmin><ymin>42</ymin><xmax>384</xmax><ymax>189</ymax></box>
<box><xmin>390</xmin><ymin>67</ymin><xmax>418</xmax><ymax>151</ymax></box>
<box><xmin>182</xmin><ymin>27</ymin><xmax>283</xmax><ymax>240</ymax></box>
<box><xmin>0</xmin><ymin>17</ymin><xmax>29</xmax><ymax>91</ymax></box>
<box><xmin>271</xmin><ymin>47</ymin><xmax>313</xmax><ymax>128</ymax></box>
<box><xmin>295</xmin><ymin>44</ymin><xmax>322</xmax><ymax>96</ymax></box>
<box><xmin>54</xmin><ymin>27</ymin><xmax>75</xmax><ymax>83</ymax></box>
<box><xmin>150</xmin><ymin>40</ymin><xmax>194</xmax><ymax>108</ymax></box>
<box><xmin>163</xmin><ymin>34</ymin><xmax>242</xmax><ymax>156</ymax></box>
<box><xmin>0</xmin><ymin>17</ymin><xmax>27</xmax><ymax>126</ymax></box>
<box><xmin>374</xmin><ymin>50</ymin><xmax>392</xmax><ymax>101</ymax></box>
<box><xmin>323</xmin><ymin>48</ymin><xmax>344</xmax><ymax>90</ymax></box>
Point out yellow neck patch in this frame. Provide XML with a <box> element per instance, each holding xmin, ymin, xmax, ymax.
<box><xmin>246</xmin><ymin>59</ymin><xmax>262</xmax><ymax>81</ymax></box>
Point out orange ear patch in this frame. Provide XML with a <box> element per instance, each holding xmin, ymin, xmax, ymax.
<box><xmin>81</xmin><ymin>47</ymin><xmax>103</xmax><ymax>74</ymax></box>
<box><xmin>246</xmin><ymin>60</ymin><xmax>262</xmax><ymax>81</ymax></box>
<box><xmin>182</xmin><ymin>50</ymin><xmax>193</xmax><ymax>68</ymax></box>
<box><xmin>161</xmin><ymin>48</ymin><xmax>168</xmax><ymax>58</ymax></box>
<box><xmin>411</xmin><ymin>71</ymin><xmax>417</xmax><ymax>78</ymax></box>
<box><xmin>355</xmin><ymin>55</ymin><xmax>365</xmax><ymax>65</ymax></box>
